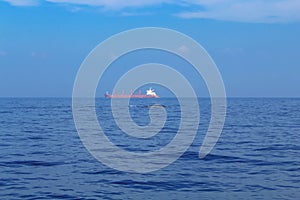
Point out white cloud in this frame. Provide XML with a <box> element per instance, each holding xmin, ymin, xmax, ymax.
<box><xmin>120</xmin><ymin>11</ymin><xmax>153</xmax><ymax>17</ymax></box>
<box><xmin>2</xmin><ymin>0</ymin><xmax>300</xmax><ymax>23</ymax></box>
<box><xmin>30</xmin><ymin>51</ymin><xmax>47</xmax><ymax>59</ymax></box>
<box><xmin>1</xmin><ymin>0</ymin><xmax>171</xmax><ymax>7</ymax></box>
<box><xmin>0</xmin><ymin>51</ymin><xmax>7</xmax><ymax>57</ymax></box>
<box><xmin>1</xmin><ymin>0</ymin><xmax>37</xmax><ymax>6</ymax></box>
<box><xmin>46</xmin><ymin>0</ymin><xmax>171</xmax><ymax>9</ymax></box>
<box><xmin>178</xmin><ymin>45</ymin><xmax>190</xmax><ymax>53</ymax></box>
<box><xmin>177</xmin><ymin>0</ymin><xmax>300</xmax><ymax>23</ymax></box>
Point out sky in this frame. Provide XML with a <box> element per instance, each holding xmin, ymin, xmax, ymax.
<box><xmin>0</xmin><ymin>0</ymin><xmax>299</xmax><ymax>97</ymax></box>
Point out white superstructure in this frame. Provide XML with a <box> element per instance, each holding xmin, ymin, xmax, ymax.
<box><xmin>146</xmin><ymin>88</ymin><xmax>157</xmax><ymax>96</ymax></box>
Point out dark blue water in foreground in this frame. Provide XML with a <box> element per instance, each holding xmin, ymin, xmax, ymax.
<box><xmin>0</xmin><ymin>98</ymin><xmax>299</xmax><ymax>199</ymax></box>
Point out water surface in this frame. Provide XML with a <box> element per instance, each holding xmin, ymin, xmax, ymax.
<box><xmin>0</xmin><ymin>98</ymin><xmax>299</xmax><ymax>199</ymax></box>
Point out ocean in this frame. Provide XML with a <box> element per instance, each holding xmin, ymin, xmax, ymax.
<box><xmin>0</xmin><ymin>98</ymin><xmax>299</xmax><ymax>199</ymax></box>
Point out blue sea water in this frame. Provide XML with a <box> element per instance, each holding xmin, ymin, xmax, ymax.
<box><xmin>0</xmin><ymin>98</ymin><xmax>299</xmax><ymax>199</ymax></box>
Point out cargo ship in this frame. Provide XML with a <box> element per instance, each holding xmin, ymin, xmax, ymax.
<box><xmin>105</xmin><ymin>88</ymin><xmax>159</xmax><ymax>98</ymax></box>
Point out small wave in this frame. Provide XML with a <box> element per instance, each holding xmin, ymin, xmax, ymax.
<box><xmin>81</xmin><ymin>169</ymin><xmax>121</xmax><ymax>175</ymax></box>
<box><xmin>1</xmin><ymin>160</ymin><xmax>65</xmax><ymax>167</ymax></box>
<box><xmin>129</xmin><ymin>104</ymin><xmax>166</xmax><ymax>108</ymax></box>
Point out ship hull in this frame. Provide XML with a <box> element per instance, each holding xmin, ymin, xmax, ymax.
<box><xmin>105</xmin><ymin>94</ymin><xmax>158</xmax><ymax>98</ymax></box>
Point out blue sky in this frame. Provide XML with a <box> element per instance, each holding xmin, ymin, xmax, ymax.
<box><xmin>0</xmin><ymin>0</ymin><xmax>299</xmax><ymax>97</ymax></box>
